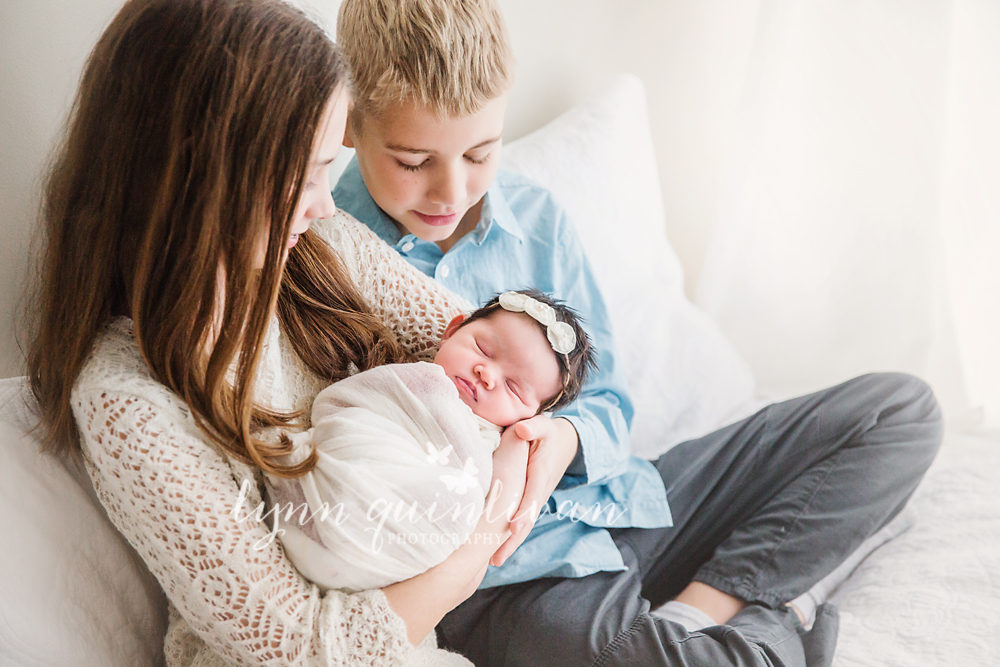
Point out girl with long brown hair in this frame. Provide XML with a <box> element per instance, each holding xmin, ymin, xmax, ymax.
<box><xmin>26</xmin><ymin>0</ymin><xmax>517</xmax><ymax>663</ymax></box>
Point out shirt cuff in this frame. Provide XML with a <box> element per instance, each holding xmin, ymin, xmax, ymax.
<box><xmin>555</xmin><ymin>414</ymin><xmax>606</xmax><ymax>487</ymax></box>
<box><xmin>565</xmin><ymin>436</ymin><xmax>587</xmax><ymax>477</ymax></box>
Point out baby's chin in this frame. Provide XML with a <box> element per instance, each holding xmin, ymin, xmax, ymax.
<box><xmin>467</xmin><ymin>402</ymin><xmax>511</xmax><ymax>428</ymax></box>
<box><xmin>482</xmin><ymin>409</ymin><xmax>538</xmax><ymax>430</ymax></box>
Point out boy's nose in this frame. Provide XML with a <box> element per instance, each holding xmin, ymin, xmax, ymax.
<box><xmin>429</xmin><ymin>164</ymin><xmax>465</xmax><ymax>207</ymax></box>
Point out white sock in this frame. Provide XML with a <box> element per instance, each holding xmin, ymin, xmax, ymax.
<box><xmin>789</xmin><ymin>508</ymin><xmax>915</xmax><ymax>630</ymax></box>
<box><xmin>650</xmin><ymin>600</ymin><xmax>717</xmax><ymax>633</ymax></box>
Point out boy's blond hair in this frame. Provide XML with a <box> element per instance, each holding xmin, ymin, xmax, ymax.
<box><xmin>337</xmin><ymin>0</ymin><xmax>514</xmax><ymax>128</ymax></box>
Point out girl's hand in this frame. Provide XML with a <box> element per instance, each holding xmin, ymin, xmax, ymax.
<box><xmin>457</xmin><ymin>562</ymin><xmax>490</xmax><ymax>604</ymax></box>
<box><xmin>490</xmin><ymin>415</ymin><xmax>579</xmax><ymax>566</ymax></box>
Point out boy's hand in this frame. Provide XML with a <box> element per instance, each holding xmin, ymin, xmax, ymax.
<box><xmin>490</xmin><ymin>415</ymin><xmax>579</xmax><ymax>566</ymax></box>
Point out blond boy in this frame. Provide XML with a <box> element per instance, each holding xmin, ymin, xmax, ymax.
<box><xmin>327</xmin><ymin>2</ymin><xmax>935</xmax><ymax>666</ymax></box>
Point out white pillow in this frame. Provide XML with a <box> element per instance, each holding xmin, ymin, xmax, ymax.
<box><xmin>501</xmin><ymin>75</ymin><xmax>757</xmax><ymax>458</ymax></box>
<box><xmin>0</xmin><ymin>377</ymin><xmax>168</xmax><ymax>667</ymax></box>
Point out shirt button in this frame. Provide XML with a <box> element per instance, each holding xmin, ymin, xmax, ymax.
<box><xmin>439</xmin><ymin>265</ymin><xmax>451</xmax><ymax>279</ymax></box>
<box><xmin>401</xmin><ymin>241</ymin><xmax>414</xmax><ymax>252</ymax></box>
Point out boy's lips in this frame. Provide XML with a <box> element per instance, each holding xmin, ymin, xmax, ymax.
<box><xmin>454</xmin><ymin>376</ymin><xmax>477</xmax><ymax>401</ymax></box>
<box><xmin>413</xmin><ymin>211</ymin><xmax>460</xmax><ymax>227</ymax></box>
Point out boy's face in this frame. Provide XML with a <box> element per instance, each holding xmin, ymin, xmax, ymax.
<box><xmin>345</xmin><ymin>94</ymin><xmax>508</xmax><ymax>251</ymax></box>
<box><xmin>434</xmin><ymin>310</ymin><xmax>562</xmax><ymax>427</ymax></box>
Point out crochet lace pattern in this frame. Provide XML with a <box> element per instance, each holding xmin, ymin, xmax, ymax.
<box><xmin>72</xmin><ymin>212</ymin><xmax>473</xmax><ymax>666</ymax></box>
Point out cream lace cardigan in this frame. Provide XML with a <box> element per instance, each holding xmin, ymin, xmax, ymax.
<box><xmin>71</xmin><ymin>212</ymin><xmax>475</xmax><ymax>666</ymax></box>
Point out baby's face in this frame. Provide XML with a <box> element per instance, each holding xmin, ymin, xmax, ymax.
<box><xmin>434</xmin><ymin>310</ymin><xmax>562</xmax><ymax>427</ymax></box>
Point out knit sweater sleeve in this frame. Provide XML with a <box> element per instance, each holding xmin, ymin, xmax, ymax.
<box><xmin>311</xmin><ymin>210</ymin><xmax>473</xmax><ymax>361</ymax></box>
<box><xmin>70</xmin><ymin>321</ymin><xmax>457</xmax><ymax>666</ymax></box>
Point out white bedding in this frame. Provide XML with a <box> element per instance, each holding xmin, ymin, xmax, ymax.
<box><xmin>4</xmin><ymin>375</ymin><xmax>996</xmax><ymax>666</ymax></box>
<box><xmin>831</xmin><ymin>430</ymin><xmax>1000</xmax><ymax>666</ymax></box>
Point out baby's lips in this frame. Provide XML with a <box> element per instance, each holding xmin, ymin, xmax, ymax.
<box><xmin>454</xmin><ymin>375</ymin><xmax>478</xmax><ymax>401</ymax></box>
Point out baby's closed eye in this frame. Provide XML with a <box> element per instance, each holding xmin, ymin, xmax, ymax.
<box><xmin>506</xmin><ymin>380</ymin><xmax>522</xmax><ymax>400</ymax></box>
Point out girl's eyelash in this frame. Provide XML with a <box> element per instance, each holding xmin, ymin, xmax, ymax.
<box><xmin>465</xmin><ymin>154</ymin><xmax>490</xmax><ymax>165</ymax></box>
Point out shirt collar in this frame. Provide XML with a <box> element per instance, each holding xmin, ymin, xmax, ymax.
<box><xmin>478</xmin><ymin>179</ymin><xmax>525</xmax><ymax>245</ymax></box>
<box><xmin>367</xmin><ymin>201</ymin><xmax>406</xmax><ymax>247</ymax></box>
<box><xmin>335</xmin><ymin>158</ymin><xmax>406</xmax><ymax>245</ymax></box>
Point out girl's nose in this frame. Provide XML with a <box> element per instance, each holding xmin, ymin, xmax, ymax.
<box><xmin>310</xmin><ymin>186</ymin><xmax>336</xmax><ymax>220</ymax></box>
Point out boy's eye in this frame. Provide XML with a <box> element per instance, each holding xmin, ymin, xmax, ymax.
<box><xmin>396</xmin><ymin>158</ymin><xmax>429</xmax><ymax>172</ymax></box>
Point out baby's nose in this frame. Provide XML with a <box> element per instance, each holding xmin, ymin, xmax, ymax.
<box><xmin>476</xmin><ymin>363</ymin><xmax>496</xmax><ymax>390</ymax></box>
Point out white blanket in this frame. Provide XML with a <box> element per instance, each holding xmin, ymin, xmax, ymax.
<box><xmin>275</xmin><ymin>362</ymin><xmax>500</xmax><ymax>592</ymax></box>
<box><xmin>830</xmin><ymin>430</ymin><xmax>1000</xmax><ymax>666</ymax></box>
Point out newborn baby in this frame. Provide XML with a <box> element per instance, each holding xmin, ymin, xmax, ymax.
<box><xmin>270</xmin><ymin>290</ymin><xmax>596</xmax><ymax>592</ymax></box>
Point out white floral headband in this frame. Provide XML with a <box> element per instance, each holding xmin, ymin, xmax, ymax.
<box><xmin>498</xmin><ymin>291</ymin><xmax>577</xmax><ymax>355</ymax></box>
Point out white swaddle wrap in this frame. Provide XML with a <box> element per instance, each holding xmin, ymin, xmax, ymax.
<box><xmin>274</xmin><ymin>362</ymin><xmax>501</xmax><ymax>592</ymax></box>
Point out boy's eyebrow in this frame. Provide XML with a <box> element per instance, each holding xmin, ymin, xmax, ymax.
<box><xmin>468</xmin><ymin>136</ymin><xmax>503</xmax><ymax>151</ymax></box>
<box><xmin>385</xmin><ymin>135</ymin><xmax>503</xmax><ymax>155</ymax></box>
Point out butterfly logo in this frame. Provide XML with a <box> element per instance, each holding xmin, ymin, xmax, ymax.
<box><xmin>424</xmin><ymin>440</ymin><xmax>454</xmax><ymax>466</ymax></box>
<box><xmin>440</xmin><ymin>457</ymin><xmax>479</xmax><ymax>496</ymax></box>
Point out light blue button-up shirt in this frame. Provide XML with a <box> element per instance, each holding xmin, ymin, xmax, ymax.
<box><xmin>334</xmin><ymin>159</ymin><xmax>671</xmax><ymax>587</ymax></box>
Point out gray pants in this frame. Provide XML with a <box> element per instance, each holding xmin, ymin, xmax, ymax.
<box><xmin>438</xmin><ymin>373</ymin><xmax>943</xmax><ymax>667</ymax></box>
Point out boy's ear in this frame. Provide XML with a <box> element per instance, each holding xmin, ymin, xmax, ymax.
<box><xmin>343</xmin><ymin>124</ymin><xmax>356</xmax><ymax>149</ymax></box>
<box><xmin>442</xmin><ymin>314</ymin><xmax>466</xmax><ymax>341</ymax></box>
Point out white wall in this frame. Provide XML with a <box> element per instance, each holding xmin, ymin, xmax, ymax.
<box><xmin>503</xmin><ymin>0</ymin><xmax>758</xmax><ymax>294</ymax></box>
<box><xmin>0</xmin><ymin>0</ymin><xmax>122</xmax><ymax>378</ymax></box>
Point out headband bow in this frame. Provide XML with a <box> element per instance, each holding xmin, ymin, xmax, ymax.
<box><xmin>498</xmin><ymin>292</ymin><xmax>577</xmax><ymax>355</ymax></box>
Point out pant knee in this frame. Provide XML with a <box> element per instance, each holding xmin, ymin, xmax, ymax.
<box><xmin>894</xmin><ymin>372</ymin><xmax>942</xmax><ymax>440</ymax></box>
<box><xmin>867</xmin><ymin>370</ymin><xmax>941</xmax><ymax>425</ymax></box>
<box><xmin>862</xmin><ymin>372</ymin><xmax>943</xmax><ymax>479</ymax></box>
